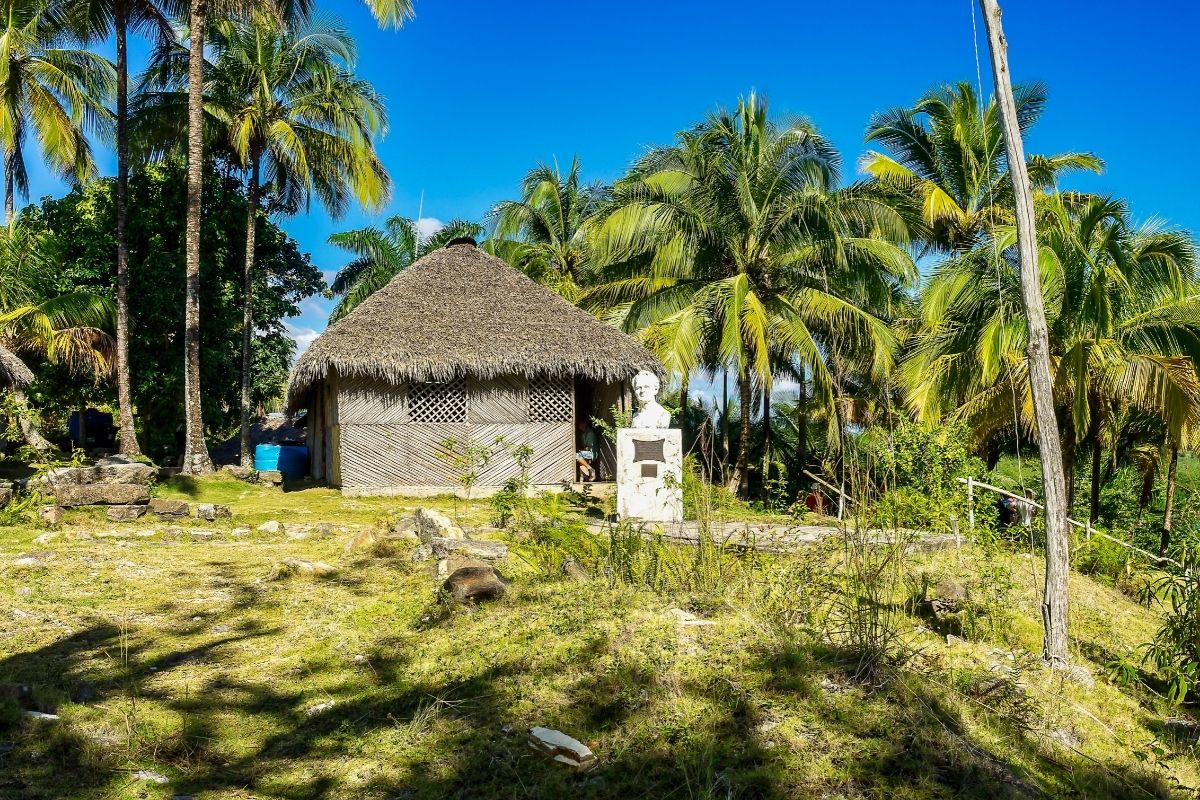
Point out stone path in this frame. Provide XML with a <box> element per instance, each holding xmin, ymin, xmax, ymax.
<box><xmin>587</xmin><ymin>519</ymin><xmax>959</xmax><ymax>554</ymax></box>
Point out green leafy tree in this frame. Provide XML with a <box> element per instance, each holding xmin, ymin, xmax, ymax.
<box><xmin>588</xmin><ymin>92</ymin><xmax>913</xmax><ymax>497</ymax></box>
<box><xmin>327</xmin><ymin>216</ymin><xmax>483</xmax><ymax>322</ymax></box>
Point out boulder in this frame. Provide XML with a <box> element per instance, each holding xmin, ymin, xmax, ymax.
<box><xmin>221</xmin><ymin>464</ymin><xmax>255</xmax><ymax>481</ymax></box>
<box><xmin>526</xmin><ymin>727</ymin><xmax>597</xmax><ymax>772</ymax></box>
<box><xmin>258</xmin><ymin>470</ymin><xmax>283</xmax><ymax>485</ymax></box>
<box><xmin>39</xmin><ymin>459</ymin><xmax>156</xmax><ymax>487</ymax></box>
<box><xmin>55</xmin><ymin>484</ymin><xmax>149</xmax><ymax>507</ymax></box>
<box><xmin>0</xmin><ymin>485</ymin><xmax>11</xmax><ymax>508</ymax></box>
<box><xmin>415</xmin><ymin>507</ymin><xmax>466</xmax><ymax>542</ymax></box>
<box><xmin>106</xmin><ymin>505</ymin><xmax>149</xmax><ymax>522</ymax></box>
<box><xmin>430</xmin><ymin>537</ymin><xmax>508</xmax><ymax>560</ymax></box>
<box><xmin>442</xmin><ymin>566</ymin><xmax>507</xmax><ymax>603</ymax></box>
<box><xmin>36</xmin><ymin>505</ymin><xmax>64</xmax><ymax>524</ymax></box>
<box><xmin>196</xmin><ymin>503</ymin><xmax>232</xmax><ymax>521</ymax></box>
<box><xmin>258</xmin><ymin>520</ymin><xmax>281</xmax><ymax>534</ymax></box>
<box><xmin>149</xmin><ymin>498</ymin><xmax>189</xmax><ymax>517</ymax></box>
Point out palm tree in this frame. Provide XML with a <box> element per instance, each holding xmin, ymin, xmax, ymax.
<box><xmin>0</xmin><ymin>223</ymin><xmax>114</xmax><ymax>449</ymax></box>
<box><xmin>200</xmin><ymin>12</ymin><xmax>390</xmax><ymax>466</ymax></box>
<box><xmin>0</xmin><ymin>0</ymin><xmax>115</xmax><ymax>222</ymax></box>
<box><xmin>863</xmin><ymin>82</ymin><xmax>1101</xmax><ymax>254</ymax></box>
<box><xmin>903</xmin><ymin>193</ymin><xmax>1200</xmax><ymax>519</ymax></box>
<box><xmin>486</xmin><ymin>157</ymin><xmax>607</xmax><ymax>299</ymax></box>
<box><xmin>73</xmin><ymin>0</ymin><xmax>178</xmax><ymax>458</ymax></box>
<box><xmin>588</xmin><ymin>93</ymin><xmax>913</xmax><ymax>497</ymax></box>
<box><xmin>327</xmin><ymin>216</ymin><xmax>483</xmax><ymax>323</ymax></box>
<box><xmin>173</xmin><ymin>0</ymin><xmax>412</xmax><ymax>474</ymax></box>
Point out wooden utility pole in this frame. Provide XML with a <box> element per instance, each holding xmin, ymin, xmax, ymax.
<box><xmin>979</xmin><ymin>0</ymin><xmax>1072</xmax><ymax>668</ymax></box>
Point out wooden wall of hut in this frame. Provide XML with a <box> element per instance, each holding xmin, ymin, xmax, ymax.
<box><xmin>319</xmin><ymin>373</ymin><xmax>584</xmax><ymax>492</ymax></box>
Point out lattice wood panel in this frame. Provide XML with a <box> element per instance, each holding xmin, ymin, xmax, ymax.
<box><xmin>397</xmin><ymin>424</ymin><xmax>472</xmax><ymax>485</ymax></box>
<box><xmin>338</xmin><ymin>424</ymin><xmax>407</xmax><ymax>487</ymax></box>
<box><xmin>472</xmin><ymin>422</ymin><xmax>574</xmax><ymax>485</ymax></box>
<box><xmin>409</xmin><ymin>378</ymin><xmax>467</xmax><ymax>424</ymax></box>
<box><xmin>529</xmin><ymin>376</ymin><xmax>573</xmax><ymax>423</ymax></box>
<box><xmin>338</xmin><ymin>376</ymin><xmax>408</xmax><ymax>424</ymax></box>
<box><xmin>468</xmin><ymin>376</ymin><xmax>529</xmax><ymax>424</ymax></box>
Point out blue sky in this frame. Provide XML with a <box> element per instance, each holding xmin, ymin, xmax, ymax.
<box><xmin>23</xmin><ymin>0</ymin><xmax>1200</xmax><ymax>373</ymax></box>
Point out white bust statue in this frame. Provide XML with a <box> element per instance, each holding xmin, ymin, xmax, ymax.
<box><xmin>630</xmin><ymin>370</ymin><xmax>671</xmax><ymax>429</ymax></box>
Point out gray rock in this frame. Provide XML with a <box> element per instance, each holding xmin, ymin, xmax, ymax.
<box><xmin>258</xmin><ymin>470</ymin><xmax>283</xmax><ymax>485</ymax></box>
<box><xmin>133</xmin><ymin>770</ymin><xmax>169</xmax><ymax>784</ymax></box>
<box><xmin>36</xmin><ymin>505</ymin><xmax>64</xmax><ymax>524</ymax></box>
<box><xmin>258</xmin><ymin>520</ymin><xmax>281</xmax><ymax>534</ymax></box>
<box><xmin>31</xmin><ymin>532</ymin><xmax>58</xmax><ymax>545</ymax></box>
<box><xmin>415</xmin><ymin>507</ymin><xmax>466</xmax><ymax>542</ymax></box>
<box><xmin>221</xmin><ymin>464</ymin><xmax>255</xmax><ymax>481</ymax></box>
<box><xmin>526</xmin><ymin>727</ymin><xmax>597</xmax><ymax>772</ymax></box>
<box><xmin>40</xmin><ymin>460</ymin><xmax>156</xmax><ymax>487</ymax></box>
<box><xmin>0</xmin><ymin>486</ymin><xmax>11</xmax><ymax>508</ymax></box>
<box><xmin>196</xmin><ymin>503</ymin><xmax>232</xmax><ymax>521</ymax></box>
<box><xmin>442</xmin><ymin>566</ymin><xmax>507</xmax><ymax>603</ymax></box>
<box><xmin>231</xmin><ymin>527</ymin><xmax>251</xmax><ymax>537</ymax></box>
<box><xmin>430</xmin><ymin>537</ymin><xmax>508</xmax><ymax>560</ymax></box>
<box><xmin>149</xmin><ymin>498</ymin><xmax>189</xmax><ymax>517</ymax></box>
<box><xmin>270</xmin><ymin>558</ymin><xmax>335</xmax><ymax>578</ymax></box>
<box><xmin>410</xmin><ymin>544</ymin><xmax>433</xmax><ymax>562</ymax></box>
<box><xmin>285</xmin><ymin>523</ymin><xmax>313</xmax><ymax>540</ymax></box>
<box><xmin>107</xmin><ymin>505</ymin><xmax>149</xmax><ymax>522</ymax></box>
<box><xmin>55</xmin><ymin>484</ymin><xmax>149</xmax><ymax>507</ymax></box>
<box><xmin>12</xmin><ymin>553</ymin><xmax>48</xmax><ymax>569</ymax></box>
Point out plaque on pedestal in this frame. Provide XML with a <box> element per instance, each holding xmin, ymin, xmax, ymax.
<box><xmin>616</xmin><ymin>428</ymin><xmax>683</xmax><ymax>523</ymax></box>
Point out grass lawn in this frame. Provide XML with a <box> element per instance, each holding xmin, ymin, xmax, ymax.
<box><xmin>1</xmin><ymin>475</ymin><xmax>1198</xmax><ymax>799</ymax></box>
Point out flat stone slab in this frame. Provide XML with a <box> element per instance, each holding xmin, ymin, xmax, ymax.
<box><xmin>39</xmin><ymin>459</ymin><xmax>156</xmax><ymax>487</ymax></box>
<box><xmin>149</xmin><ymin>498</ymin><xmax>189</xmax><ymax>517</ymax></box>
<box><xmin>196</xmin><ymin>503</ymin><xmax>232</xmax><ymax>521</ymax></box>
<box><xmin>107</xmin><ymin>505</ymin><xmax>149</xmax><ymax>522</ymax></box>
<box><xmin>55</xmin><ymin>484</ymin><xmax>149</xmax><ymax>507</ymax></box>
<box><xmin>430</xmin><ymin>537</ymin><xmax>508</xmax><ymax>560</ymax></box>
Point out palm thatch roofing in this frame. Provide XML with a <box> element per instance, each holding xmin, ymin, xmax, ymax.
<box><xmin>0</xmin><ymin>345</ymin><xmax>32</xmax><ymax>390</ymax></box>
<box><xmin>287</xmin><ymin>239</ymin><xmax>661</xmax><ymax>411</ymax></box>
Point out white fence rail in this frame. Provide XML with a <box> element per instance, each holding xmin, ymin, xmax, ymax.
<box><xmin>958</xmin><ymin>476</ymin><xmax>1183</xmax><ymax>571</ymax></box>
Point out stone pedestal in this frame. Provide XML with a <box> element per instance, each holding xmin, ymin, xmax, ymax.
<box><xmin>616</xmin><ymin>428</ymin><xmax>683</xmax><ymax>523</ymax></box>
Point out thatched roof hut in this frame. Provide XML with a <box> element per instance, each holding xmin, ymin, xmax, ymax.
<box><xmin>288</xmin><ymin>238</ymin><xmax>662</xmax><ymax>495</ymax></box>
<box><xmin>0</xmin><ymin>345</ymin><xmax>33</xmax><ymax>390</ymax></box>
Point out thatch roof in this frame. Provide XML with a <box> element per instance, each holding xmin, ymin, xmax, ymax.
<box><xmin>287</xmin><ymin>239</ymin><xmax>662</xmax><ymax>410</ymax></box>
<box><xmin>0</xmin><ymin>345</ymin><xmax>32</xmax><ymax>390</ymax></box>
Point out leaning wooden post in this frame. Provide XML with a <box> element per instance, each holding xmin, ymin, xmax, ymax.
<box><xmin>967</xmin><ymin>477</ymin><xmax>976</xmax><ymax>532</ymax></box>
<box><xmin>980</xmin><ymin>0</ymin><xmax>1073</xmax><ymax>670</ymax></box>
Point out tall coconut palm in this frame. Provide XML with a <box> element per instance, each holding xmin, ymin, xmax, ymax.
<box><xmin>863</xmin><ymin>82</ymin><xmax>1101</xmax><ymax>254</ymax></box>
<box><xmin>588</xmin><ymin>93</ymin><xmax>914</xmax><ymax>497</ymax></box>
<box><xmin>200</xmin><ymin>12</ymin><xmax>390</xmax><ymax>466</ymax></box>
<box><xmin>327</xmin><ymin>216</ymin><xmax>484</xmax><ymax>323</ymax></box>
<box><xmin>0</xmin><ymin>0</ymin><xmax>115</xmax><ymax>223</ymax></box>
<box><xmin>72</xmin><ymin>0</ymin><xmax>178</xmax><ymax>458</ymax></box>
<box><xmin>903</xmin><ymin>193</ymin><xmax>1200</xmax><ymax>519</ymax></box>
<box><xmin>0</xmin><ymin>223</ymin><xmax>114</xmax><ymax>449</ymax></box>
<box><xmin>486</xmin><ymin>157</ymin><xmax>607</xmax><ymax>300</ymax></box>
<box><xmin>173</xmin><ymin>0</ymin><xmax>412</xmax><ymax>475</ymax></box>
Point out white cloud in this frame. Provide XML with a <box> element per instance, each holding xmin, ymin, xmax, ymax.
<box><xmin>415</xmin><ymin>216</ymin><xmax>444</xmax><ymax>241</ymax></box>
<box><xmin>285</xmin><ymin>322</ymin><xmax>321</xmax><ymax>361</ymax></box>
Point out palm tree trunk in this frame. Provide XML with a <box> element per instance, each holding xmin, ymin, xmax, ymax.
<box><xmin>721</xmin><ymin>368</ymin><xmax>731</xmax><ymax>473</ymax></box>
<box><xmin>727</xmin><ymin>364</ymin><xmax>752</xmax><ymax>498</ymax></box>
<box><xmin>678</xmin><ymin>371</ymin><xmax>689</xmax><ymax>454</ymax></box>
<box><xmin>796</xmin><ymin>371</ymin><xmax>807</xmax><ymax>476</ymax></box>
<box><xmin>761</xmin><ymin>383</ymin><xmax>771</xmax><ymax>484</ymax></box>
<box><xmin>114</xmin><ymin>14</ymin><xmax>142</xmax><ymax>457</ymax></box>
<box><xmin>1160</xmin><ymin>443</ymin><xmax>1179</xmax><ymax>556</ymax></box>
<box><xmin>181</xmin><ymin>0</ymin><xmax>213</xmax><ymax>475</ymax></box>
<box><xmin>12</xmin><ymin>389</ymin><xmax>51</xmax><ymax>451</ymax></box>
<box><xmin>1088</xmin><ymin>435</ymin><xmax>1102</xmax><ymax>524</ymax></box>
<box><xmin>4</xmin><ymin>150</ymin><xmax>14</xmax><ymax>224</ymax></box>
<box><xmin>239</xmin><ymin>156</ymin><xmax>260</xmax><ymax>467</ymax></box>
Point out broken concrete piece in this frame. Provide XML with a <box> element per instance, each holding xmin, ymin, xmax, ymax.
<box><xmin>526</xmin><ymin>727</ymin><xmax>597</xmax><ymax>771</ymax></box>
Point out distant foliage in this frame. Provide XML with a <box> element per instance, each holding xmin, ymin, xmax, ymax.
<box><xmin>870</xmin><ymin>420</ymin><xmax>984</xmax><ymax>533</ymax></box>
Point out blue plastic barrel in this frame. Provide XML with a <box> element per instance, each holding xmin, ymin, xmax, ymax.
<box><xmin>254</xmin><ymin>443</ymin><xmax>309</xmax><ymax>479</ymax></box>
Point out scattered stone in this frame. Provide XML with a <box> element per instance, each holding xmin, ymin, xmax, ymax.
<box><xmin>946</xmin><ymin>634</ymin><xmax>966</xmax><ymax>646</ymax></box>
<box><xmin>196</xmin><ymin>503</ymin><xmax>232</xmax><ymax>521</ymax></box>
<box><xmin>305</xmin><ymin>700</ymin><xmax>336</xmax><ymax>716</ymax></box>
<box><xmin>12</xmin><ymin>553</ymin><xmax>49</xmax><ymax>569</ymax></box>
<box><xmin>36</xmin><ymin>505</ymin><xmax>64</xmax><ymax>524</ymax></box>
<box><xmin>231</xmin><ymin>527</ymin><xmax>251</xmax><ymax>537</ymax></box>
<box><xmin>55</xmin><ymin>484</ymin><xmax>149</xmax><ymax>507</ymax></box>
<box><xmin>22</xmin><ymin>710</ymin><xmax>60</xmax><ymax>721</ymax></box>
<box><xmin>221</xmin><ymin>464</ymin><xmax>255</xmax><ymax>481</ymax></box>
<box><xmin>435</xmin><ymin>557</ymin><xmax>490</xmax><ymax>579</ymax></box>
<box><xmin>188</xmin><ymin>530</ymin><xmax>216</xmax><ymax>541</ymax></box>
<box><xmin>525</xmin><ymin>727</ymin><xmax>597</xmax><ymax>772</ymax></box>
<box><xmin>410</xmin><ymin>544</ymin><xmax>433</xmax><ymax>562</ymax></box>
<box><xmin>820</xmin><ymin>676</ymin><xmax>849</xmax><ymax>694</ymax></box>
<box><xmin>415</xmin><ymin>507</ymin><xmax>466</xmax><ymax>542</ymax></box>
<box><xmin>315</xmin><ymin>522</ymin><xmax>337</xmax><ymax>537</ymax></box>
<box><xmin>669</xmin><ymin>608</ymin><xmax>716</xmax><ymax>627</ymax></box>
<box><xmin>0</xmin><ymin>486</ymin><xmax>11</xmax><ymax>508</ymax></box>
<box><xmin>269</xmin><ymin>558</ymin><xmax>335</xmax><ymax>579</ymax></box>
<box><xmin>258</xmin><ymin>520</ymin><xmax>281</xmax><ymax>534</ymax></box>
<box><xmin>442</xmin><ymin>566</ymin><xmax>507</xmax><ymax>603</ymax></box>
<box><xmin>39</xmin><ymin>459</ymin><xmax>156</xmax><ymax>487</ymax></box>
<box><xmin>389</xmin><ymin>515</ymin><xmax>420</xmax><ymax>539</ymax></box>
<box><xmin>15</xmin><ymin>587</ymin><xmax>31</xmax><ymax>597</ymax></box>
<box><xmin>562</xmin><ymin>558</ymin><xmax>591</xmax><ymax>581</ymax></box>
<box><xmin>285</xmin><ymin>523</ymin><xmax>313</xmax><ymax>540</ymax></box>
<box><xmin>133</xmin><ymin>770</ymin><xmax>169</xmax><ymax>784</ymax></box>
<box><xmin>1061</xmin><ymin>662</ymin><xmax>1095</xmax><ymax>688</ymax></box>
<box><xmin>107</xmin><ymin>504</ymin><xmax>149</xmax><ymax>522</ymax></box>
<box><xmin>163</xmin><ymin>526</ymin><xmax>185</xmax><ymax>538</ymax></box>
<box><xmin>430</xmin><ymin>537</ymin><xmax>508</xmax><ymax>560</ymax></box>
<box><xmin>1164</xmin><ymin>717</ymin><xmax>1200</xmax><ymax>744</ymax></box>
<box><xmin>1048</xmin><ymin>727</ymin><xmax>1084</xmax><ymax>749</ymax></box>
<box><xmin>346</xmin><ymin>528</ymin><xmax>377</xmax><ymax>551</ymax></box>
<box><xmin>94</xmin><ymin>529</ymin><xmax>131</xmax><ymax>539</ymax></box>
<box><xmin>258</xmin><ymin>470</ymin><xmax>283</xmax><ymax>485</ymax></box>
<box><xmin>32</xmin><ymin>532</ymin><xmax>59</xmax><ymax>545</ymax></box>
<box><xmin>149</xmin><ymin>498</ymin><xmax>189</xmax><ymax>517</ymax></box>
